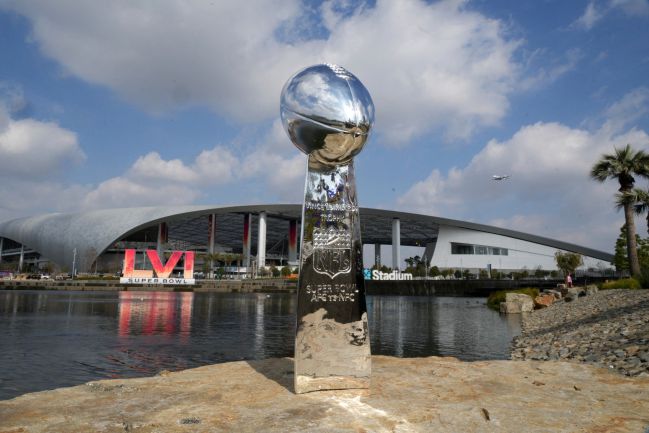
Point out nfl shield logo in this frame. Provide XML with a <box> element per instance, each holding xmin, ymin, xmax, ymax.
<box><xmin>313</xmin><ymin>227</ymin><xmax>352</xmax><ymax>279</ymax></box>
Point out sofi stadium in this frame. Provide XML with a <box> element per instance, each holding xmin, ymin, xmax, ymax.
<box><xmin>0</xmin><ymin>204</ymin><xmax>613</xmax><ymax>276</ymax></box>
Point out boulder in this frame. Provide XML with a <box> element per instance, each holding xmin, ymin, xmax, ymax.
<box><xmin>544</xmin><ymin>289</ymin><xmax>562</xmax><ymax>300</ymax></box>
<box><xmin>500</xmin><ymin>293</ymin><xmax>534</xmax><ymax>313</ymax></box>
<box><xmin>564</xmin><ymin>287</ymin><xmax>584</xmax><ymax>302</ymax></box>
<box><xmin>534</xmin><ymin>294</ymin><xmax>555</xmax><ymax>309</ymax></box>
<box><xmin>585</xmin><ymin>285</ymin><xmax>599</xmax><ymax>296</ymax></box>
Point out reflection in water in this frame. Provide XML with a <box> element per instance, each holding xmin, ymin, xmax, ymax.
<box><xmin>118</xmin><ymin>292</ymin><xmax>194</xmax><ymax>339</ymax></box>
<box><xmin>0</xmin><ymin>290</ymin><xmax>519</xmax><ymax>400</ymax></box>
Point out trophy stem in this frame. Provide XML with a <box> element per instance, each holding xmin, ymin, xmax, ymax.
<box><xmin>294</xmin><ymin>156</ymin><xmax>371</xmax><ymax>394</ymax></box>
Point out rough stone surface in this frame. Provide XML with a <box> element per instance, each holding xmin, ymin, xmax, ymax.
<box><xmin>534</xmin><ymin>293</ymin><xmax>555</xmax><ymax>309</ymax></box>
<box><xmin>586</xmin><ymin>284</ymin><xmax>600</xmax><ymax>296</ymax></box>
<box><xmin>500</xmin><ymin>293</ymin><xmax>533</xmax><ymax>313</ymax></box>
<box><xmin>1</xmin><ymin>356</ymin><xmax>649</xmax><ymax>432</ymax></box>
<box><xmin>512</xmin><ymin>290</ymin><xmax>649</xmax><ymax>377</ymax></box>
<box><xmin>544</xmin><ymin>289</ymin><xmax>563</xmax><ymax>300</ymax></box>
<box><xmin>563</xmin><ymin>287</ymin><xmax>585</xmax><ymax>302</ymax></box>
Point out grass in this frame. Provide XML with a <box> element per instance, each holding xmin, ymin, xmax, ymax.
<box><xmin>487</xmin><ymin>287</ymin><xmax>540</xmax><ymax>311</ymax></box>
<box><xmin>600</xmin><ymin>278</ymin><xmax>642</xmax><ymax>290</ymax></box>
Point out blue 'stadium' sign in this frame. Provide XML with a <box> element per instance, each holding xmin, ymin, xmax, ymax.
<box><xmin>364</xmin><ymin>269</ymin><xmax>413</xmax><ymax>281</ymax></box>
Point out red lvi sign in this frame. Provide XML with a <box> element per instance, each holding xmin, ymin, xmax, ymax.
<box><xmin>121</xmin><ymin>249</ymin><xmax>195</xmax><ymax>284</ymax></box>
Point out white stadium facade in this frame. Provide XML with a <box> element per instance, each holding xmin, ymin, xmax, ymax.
<box><xmin>0</xmin><ymin>204</ymin><xmax>613</xmax><ymax>275</ymax></box>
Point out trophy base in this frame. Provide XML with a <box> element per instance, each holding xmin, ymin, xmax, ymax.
<box><xmin>294</xmin><ymin>308</ymin><xmax>371</xmax><ymax>394</ymax></box>
<box><xmin>295</xmin><ymin>374</ymin><xmax>370</xmax><ymax>394</ymax></box>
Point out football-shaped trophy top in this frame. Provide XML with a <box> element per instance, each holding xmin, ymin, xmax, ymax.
<box><xmin>280</xmin><ymin>64</ymin><xmax>375</xmax><ymax>168</ymax></box>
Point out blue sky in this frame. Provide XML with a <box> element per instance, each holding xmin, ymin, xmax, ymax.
<box><xmin>1</xmin><ymin>0</ymin><xmax>648</xmax><ymax>254</ymax></box>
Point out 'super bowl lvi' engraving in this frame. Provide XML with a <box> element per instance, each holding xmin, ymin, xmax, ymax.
<box><xmin>312</xmin><ymin>227</ymin><xmax>352</xmax><ymax>279</ymax></box>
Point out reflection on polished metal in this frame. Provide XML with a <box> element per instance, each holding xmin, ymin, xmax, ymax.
<box><xmin>281</xmin><ymin>63</ymin><xmax>374</xmax><ymax>171</ymax></box>
<box><xmin>281</xmin><ymin>64</ymin><xmax>374</xmax><ymax>394</ymax></box>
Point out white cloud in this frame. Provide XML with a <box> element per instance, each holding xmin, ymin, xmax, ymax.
<box><xmin>128</xmin><ymin>152</ymin><xmax>198</xmax><ymax>183</ymax></box>
<box><xmin>0</xmin><ymin>82</ymin><xmax>27</xmax><ymax>116</ymax></box>
<box><xmin>600</xmin><ymin>87</ymin><xmax>649</xmax><ymax>135</ymax></box>
<box><xmin>0</xmin><ymin>85</ymin><xmax>89</xmax><ymax>221</ymax></box>
<box><xmin>80</xmin><ymin>145</ymin><xmax>239</xmax><ymax>210</ymax></box>
<box><xmin>574</xmin><ymin>2</ymin><xmax>604</xmax><ymax>30</ymax></box>
<box><xmin>519</xmin><ymin>48</ymin><xmax>582</xmax><ymax>90</ymax></box>
<box><xmin>573</xmin><ymin>0</ymin><xmax>649</xmax><ymax>30</ymax></box>
<box><xmin>76</xmin><ymin>120</ymin><xmax>304</xmax><ymax>210</ymax></box>
<box><xmin>398</xmin><ymin>89</ymin><xmax>649</xmax><ymax>252</ymax></box>
<box><xmin>0</xmin><ymin>106</ymin><xmax>85</xmax><ymax>177</ymax></box>
<box><xmin>2</xmin><ymin>0</ymin><xmax>521</xmax><ymax>144</ymax></box>
<box><xmin>81</xmin><ymin>177</ymin><xmax>200</xmax><ymax>210</ymax></box>
<box><xmin>0</xmin><ymin>113</ymin><xmax>303</xmax><ymax>218</ymax></box>
<box><xmin>239</xmin><ymin>119</ymin><xmax>306</xmax><ymax>201</ymax></box>
<box><xmin>127</xmin><ymin>146</ymin><xmax>239</xmax><ymax>185</ymax></box>
<box><xmin>193</xmin><ymin>147</ymin><xmax>240</xmax><ymax>185</ymax></box>
<box><xmin>0</xmin><ymin>181</ymin><xmax>90</xmax><ymax>222</ymax></box>
<box><xmin>610</xmin><ymin>0</ymin><xmax>649</xmax><ymax>16</ymax></box>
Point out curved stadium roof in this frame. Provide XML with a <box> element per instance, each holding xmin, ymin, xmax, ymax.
<box><xmin>0</xmin><ymin>204</ymin><xmax>613</xmax><ymax>270</ymax></box>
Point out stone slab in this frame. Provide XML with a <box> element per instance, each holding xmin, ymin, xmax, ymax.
<box><xmin>1</xmin><ymin>356</ymin><xmax>648</xmax><ymax>433</ymax></box>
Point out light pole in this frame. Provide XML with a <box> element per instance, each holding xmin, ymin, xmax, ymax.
<box><xmin>72</xmin><ymin>248</ymin><xmax>77</xmax><ymax>278</ymax></box>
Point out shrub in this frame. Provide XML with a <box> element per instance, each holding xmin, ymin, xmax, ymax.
<box><xmin>600</xmin><ymin>278</ymin><xmax>642</xmax><ymax>290</ymax></box>
<box><xmin>486</xmin><ymin>287</ymin><xmax>540</xmax><ymax>311</ymax></box>
<box><xmin>638</xmin><ymin>267</ymin><xmax>649</xmax><ymax>289</ymax></box>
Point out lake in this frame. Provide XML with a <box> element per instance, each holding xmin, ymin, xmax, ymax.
<box><xmin>0</xmin><ymin>290</ymin><xmax>520</xmax><ymax>400</ymax></box>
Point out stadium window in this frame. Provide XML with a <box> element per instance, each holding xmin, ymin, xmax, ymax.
<box><xmin>452</xmin><ymin>243</ymin><xmax>508</xmax><ymax>256</ymax></box>
<box><xmin>451</xmin><ymin>243</ymin><xmax>474</xmax><ymax>254</ymax></box>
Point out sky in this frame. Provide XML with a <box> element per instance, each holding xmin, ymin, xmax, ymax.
<box><xmin>1</xmin><ymin>0</ymin><xmax>649</xmax><ymax>256</ymax></box>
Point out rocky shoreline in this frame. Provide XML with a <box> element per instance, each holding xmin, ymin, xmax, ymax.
<box><xmin>511</xmin><ymin>289</ymin><xmax>649</xmax><ymax>377</ymax></box>
<box><xmin>2</xmin><ymin>356</ymin><xmax>649</xmax><ymax>432</ymax></box>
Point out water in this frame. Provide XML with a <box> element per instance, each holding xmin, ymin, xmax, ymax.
<box><xmin>0</xmin><ymin>290</ymin><xmax>520</xmax><ymax>400</ymax></box>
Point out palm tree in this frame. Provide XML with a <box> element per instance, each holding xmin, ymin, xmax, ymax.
<box><xmin>591</xmin><ymin>144</ymin><xmax>649</xmax><ymax>277</ymax></box>
<box><xmin>617</xmin><ymin>188</ymin><xmax>649</xmax><ymax>234</ymax></box>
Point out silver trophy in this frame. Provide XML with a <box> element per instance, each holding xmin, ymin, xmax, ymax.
<box><xmin>281</xmin><ymin>64</ymin><xmax>374</xmax><ymax>393</ymax></box>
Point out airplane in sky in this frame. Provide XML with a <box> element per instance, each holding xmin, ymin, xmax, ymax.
<box><xmin>492</xmin><ymin>174</ymin><xmax>511</xmax><ymax>180</ymax></box>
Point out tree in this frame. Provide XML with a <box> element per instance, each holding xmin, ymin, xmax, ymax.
<box><xmin>614</xmin><ymin>224</ymin><xmax>631</xmax><ymax>273</ymax></box>
<box><xmin>634</xmin><ymin>189</ymin><xmax>649</xmax><ymax>234</ymax></box>
<box><xmin>280</xmin><ymin>266</ymin><xmax>292</xmax><ymax>277</ymax></box>
<box><xmin>591</xmin><ymin>144</ymin><xmax>649</xmax><ymax>277</ymax></box>
<box><xmin>613</xmin><ymin>224</ymin><xmax>649</xmax><ymax>274</ymax></box>
<box><xmin>554</xmin><ymin>251</ymin><xmax>584</xmax><ymax>277</ymax></box>
<box><xmin>620</xmin><ymin>188</ymin><xmax>649</xmax><ymax>233</ymax></box>
<box><xmin>404</xmin><ymin>255</ymin><xmax>427</xmax><ymax>277</ymax></box>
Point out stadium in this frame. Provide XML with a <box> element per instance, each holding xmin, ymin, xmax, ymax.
<box><xmin>0</xmin><ymin>204</ymin><xmax>613</xmax><ymax>277</ymax></box>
